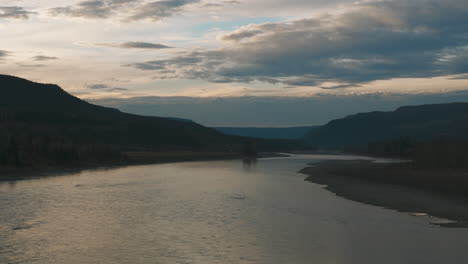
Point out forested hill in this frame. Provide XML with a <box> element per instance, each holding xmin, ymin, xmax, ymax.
<box><xmin>0</xmin><ymin>74</ymin><xmax>103</xmax><ymax>113</ymax></box>
<box><xmin>215</xmin><ymin>126</ymin><xmax>318</xmax><ymax>139</ymax></box>
<box><xmin>305</xmin><ymin>102</ymin><xmax>468</xmax><ymax>149</ymax></box>
<box><xmin>0</xmin><ymin>75</ymin><xmax>296</xmax><ymax>169</ymax></box>
<box><xmin>0</xmin><ymin>74</ymin><xmax>230</xmax><ymax>149</ymax></box>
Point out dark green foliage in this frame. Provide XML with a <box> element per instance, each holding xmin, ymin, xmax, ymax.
<box><xmin>0</xmin><ymin>126</ymin><xmax>124</xmax><ymax>168</ymax></box>
<box><xmin>303</xmin><ymin>102</ymin><xmax>468</xmax><ymax>169</ymax></box>
<box><xmin>0</xmin><ymin>75</ymin><xmax>299</xmax><ymax>169</ymax></box>
<box><xmin>367</xmin><ymin>137</ymin><xmax>413</xmax><ymax>157</ymax></box>
<box><xmin>305</xmin><ymin>102</ymin><xmax>468</xmax><ymax>149</ymax></box>
<box><xmin>242</xmin><ymin>140</ymin><xmax>257</xmax><ymax>157</ymax></box>
<box><xmin>215</xmin><ymin>126</ymin><xmax>318</xmax><ymax>139</ymax></box>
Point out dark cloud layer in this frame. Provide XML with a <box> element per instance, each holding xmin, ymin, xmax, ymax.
<box><xmin>95</xmin><ymin>42</ymin><xmax>171</xmax><ymax>49</ymax></box>
<box><xmin>203</xmin><ymin>1</ymin><xmax>240</xmax><ymax>8</ymax></box>
<box><xmin>91</xmin><ymin>91</ymin><xmax>468</xmax><ymax>127</ymax></box>
<box><xmin>450</xmin><ymin>74</ymin><xmax>468</xmax><ymax>80</ymax></box>
<box><xmin>89</xmin><ymin>84</ymin><xmax>109</xmax><ymax>89</ymax></box>
<box><xmin>88</xmin><ymin>84</ymin><xmax>128</xmax><ymax>91</ymax></box>
<box><xmin>127</xmin><ymin>0</ymin><xmax>200</xmax><ymax>21</ymax></box>
<box><xmin>33</xmin><ymin>55</ymin><xmax>58</xmax><ymax>61</ymax></box>
<box><xmin>0</xmin><ymin>6</ymin><xmax>35</xmax><ymax>20</ymax></box>
<box><xmin>50</xmin><ymin>0</ymin><xmax>130</xmax><ymax>19</ymax></box>
<box><xmin>129</xmin><ymin>0</ymin><xmax>468</xmax><ymax>88</ymax></box>
<box><xmin>16</xmin><ymin>63</ymin><xmax>46</xmax><ymax>68</ymax></box>
<box><xmin>320</xmin><ymin>84</ymin><xmax>362</xmax><ymax>90</ymax></box>
<box><xmin>0</xmin><ymin>50</ymin><xmax>9</xmax><ymax>59</ymax></box>
<box><xmin>50</xmin><ymin>0</ymin><xmax>199</xmax><ymax>21</ymax></box>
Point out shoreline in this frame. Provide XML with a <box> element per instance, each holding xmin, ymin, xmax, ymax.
<box><xmin>0</xmin><ymin>151</ymin><xmax>288</xmax><ymax>182</ymax></box>
<box><xmin>300</xmin><ymin>160</ymin><xmax>468</xmax><ymax>228</ymax></box>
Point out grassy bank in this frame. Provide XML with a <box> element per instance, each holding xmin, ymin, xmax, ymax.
<box><xmin>300</xmin><ymin>160</ymin><xmax>468</xmax><ymax>227</ymax></box>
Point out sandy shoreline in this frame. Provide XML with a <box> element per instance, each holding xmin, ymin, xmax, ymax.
<box><xmin>300</xmin><ymin>160</ymin><xmax>468</xmax><ymax>228</ymax></box>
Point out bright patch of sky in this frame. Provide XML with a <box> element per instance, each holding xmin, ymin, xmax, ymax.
<box><xmin>191</xmin><ymin>17</ymin><xmax>284</xmax><ymax>37</ymax></box>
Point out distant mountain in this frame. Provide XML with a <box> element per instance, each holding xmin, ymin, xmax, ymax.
<box><xmin>0</xmin><ymin>75</ymin><xmax>299</xmax><ymax>170</ymax></box>
<box><xmin>305</xmin><ymin>102</ymin><xmax>468</xmax><ymax>149</ymax></box>
<box><xmin>0</xmin><ymin>75</ymin><xmax>120</xmax><ymax>115</ymax></box>
<box><xmin>215</xmin><ymin>126</ymin><xmax>318</xmax><ymax>139</ymax></box>
<box><xmin>0</xmin><ymin>75</ymin><xmax>300</xmax><ymax>169</ymax></box>
<box><xmin>0</xmin><ymin>75</ymin><xmax>231</xmax><ymax>150</ymax></box>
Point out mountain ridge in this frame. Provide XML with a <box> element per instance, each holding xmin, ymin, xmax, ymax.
<box><xmin>0</xmin><ymin>74</ymin><xmax>298</xmax><ymax>171</ymax></box>
<box><xmin>305</xmin><ymin>102</ymin><xmax>468</xmax><ymax>149</ymax></box>
<box><xmin>0</xmin><ymin>75</ymin><xmax>233</xmax><ymax>159</ymax></box>
<box><xmin>215</xmin><ymin>126</ymin><xmax>318</xmax><ymax>139</ymax></box>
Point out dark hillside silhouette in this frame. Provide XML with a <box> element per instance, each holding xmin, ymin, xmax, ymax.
<box><xmin>305</xmin><ymin>102</ymin><xmax>468</xmax><ymax>149</ymax></box>
<box><xmin>0</xmin><ymin>75</ymin><xmax>298</xmax><ymax>170</ymax></box>
<box><xmin>215</xmin><ymin>126</ymin><xmax>318</xmax><ymax>139</ymax></box>
<box><xmin>0</xmin><ymin>75</ymin><xmax>228</xmax><ymax>150</ymax></box>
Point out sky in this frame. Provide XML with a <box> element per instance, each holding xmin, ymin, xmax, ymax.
<box><xmin>1</xmin><ymin>0</ymin><xmax>468</xmax><ymax>126</ymax></box>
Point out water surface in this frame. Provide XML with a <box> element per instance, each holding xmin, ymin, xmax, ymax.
<box><xmin>1</xmin><ymin>155</ymin><xmax>468</xmax><ymax>264</ymax></box>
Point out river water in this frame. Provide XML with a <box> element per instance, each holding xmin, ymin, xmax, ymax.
<box><xmin>1</xmin><ymin>154</ymin><xmax>467</xmax><ymax>264</ymax></box>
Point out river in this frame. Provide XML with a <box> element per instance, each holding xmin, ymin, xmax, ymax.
<box><xmin>1</xmin><ymin>154</ymin><xmax>467</xmax><ymax>264</ymax></box>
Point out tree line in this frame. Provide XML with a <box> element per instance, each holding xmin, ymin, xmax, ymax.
<box><xmin>0</xmin><ymin>125</ymin><xmax>123</xmax><ymax>169</ymax></box>
<box><xmin>365</xmin><ymin>136</ymin><xmax>468</xmax><ymax>168</ymax></box>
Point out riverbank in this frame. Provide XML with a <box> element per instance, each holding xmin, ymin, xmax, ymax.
<box><xmin>0</xmin><ymin>151</ymin><xmax>288</xmax><ymax>182</ymax></box>
<box><xmin>300</xmin><ymin>160</ymin><xmax>468</xmax><ymax>227</ymax></box>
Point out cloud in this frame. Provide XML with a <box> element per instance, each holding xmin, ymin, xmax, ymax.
<box><xmin>89</xmin><ymin>84</ymin><xmax>109</xmax><ymax>89</ymax></box>
<box><xmin>128</xmin><ymin>0</ymin><xmax>468</xmax><ymax>87</ymax></box>
<box><xmin>108</xmin><ymin>87</ymin><xmax>128</xmax><ymax>91</ymax></box>
<box><xmin>221</xmin><ymin>28</ymin><xmax>264</xmax><ymax>42</ymax></box>
<box><xmin>0</xmin><ymin>6</ymin><xmax>35</xmax><ymax>20</ymax></box>
<box><xmin>0</xmin><ymin>50</ymin><xmax>10</xmax><ymax>59</ymax></box>
<box><xmin>50</xmin><ymin>0</ymin><xmax>123</xmax><ymax>19</ymax></box>
<box><xmin>127</xmin><ymin>0</ymin><xmax>200</xmax><ymax>21</ymax></box>
<box><xmin>88</xmin><ymin>83</ymin><xmax>128</xmax><ymax>91</ymax></box>
<box><xmin>94</xmin><ymin>42</ymin><xmax>172</xmax><ymax>49</ymax></box>
<box><xmin>203</xmin><ymin>1</ymin><xmax>241</xmax><ymax>8</ymax></box>
<box><xmin>16</xmin><ymin>63</ymin><xmax>46</xmax><ymax>68</ymax></box>
<box><xmin>50</xmin><ymin>0</ymin><xmax>199</xmax><ymax>21</ymax></box>
<box><xmin>450</xmin><ymin>74</ymin><xmax>468</xmax><ymax>80</ymax></box>
<box><xmin>33</xmin><ymin>55</ymin><xmax>58</xmax><ymax>61</ymax></box>
<box><xmin>320</xmin><ymin>84</ymin><xmax>363</xmax><ymax>90</ymax></box>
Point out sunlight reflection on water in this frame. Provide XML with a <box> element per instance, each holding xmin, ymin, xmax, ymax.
<box><xmin>1</xmin><ymin>155</ymin><xmax>468</xmax><ymax>264</ymax></box>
